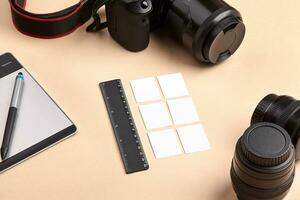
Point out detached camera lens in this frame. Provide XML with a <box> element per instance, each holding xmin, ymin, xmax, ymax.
<box><xmin>164</xmin><ymin>0</ymin><xmax>245</xmax><ymax>64</ymax></box>
<box><xmin>251</xmin><ymin>94</ymin><xmax>300</xmax><ymax>148</ymax></box>
<box><xmin>231</xmin><ymin>122</ymin><xmax>295</xmax><ymax>200</ymax></box>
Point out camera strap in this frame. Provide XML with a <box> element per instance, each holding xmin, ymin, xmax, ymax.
<box><xmin>9</xmin><ymin>0</ymin><xmax>108</xmax><ymax>39</ymax></box>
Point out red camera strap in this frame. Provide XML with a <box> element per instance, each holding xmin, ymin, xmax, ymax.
<box><xmin>9</xmin><ymin>0</ymin><xmax>97</xmax><ymax>38</ymax></box>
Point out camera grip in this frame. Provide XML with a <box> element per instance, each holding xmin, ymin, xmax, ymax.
<box><xmin>106</xmin><ymin>0</ymin><xmax>152</xmax><ymax>52</ymax></box>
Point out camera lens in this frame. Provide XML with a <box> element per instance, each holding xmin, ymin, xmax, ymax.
<box><xmin>164</xmin><ymin>0</ymin><xmax>245</xmax><ymax>64</ymax></box>
<box><xmin>251</xmin><ymin>94</ymin><xmax>300</xmax><ymax>148</ymax></box>
<box><xmin>231</xmin><ymin>122</ymin><xmax>295</xmax><ymax>200</ymax></box>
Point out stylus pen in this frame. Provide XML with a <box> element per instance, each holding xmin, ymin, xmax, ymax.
<box><xmin>1</xmin><ymin>72</ymin><xmax>24</xmax><ymax>160</ymax></box>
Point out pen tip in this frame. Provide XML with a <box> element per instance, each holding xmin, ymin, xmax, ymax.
<box><xmin>1</xmin><ymin>148</ymin><xmax>7</xmax><ymax>160</ymax></box>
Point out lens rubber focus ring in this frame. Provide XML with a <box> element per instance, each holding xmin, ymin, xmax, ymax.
<box><xmin>251</xmin><ymin>94</ymin><xmax>278</xmax><ymax>125</ymax></box>
<box><xmin>277</xmin><ymin>101</ymin><xmax>300</xmax><ymax>128</ymax></box>
<box><xmin>231</xmin><ymin>165</ymin><xmax>295</xmax><ymax>200</ymax></box>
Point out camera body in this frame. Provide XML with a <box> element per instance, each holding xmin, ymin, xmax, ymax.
<box><xmin>106</xmin><ymin>0</ymin><xmax>153</xmax><ymax>52</ymax></box>
<box><xmin>106</xmin><ymin>0</ymin><xmax>246</xmax><ymax>64</ymax></box>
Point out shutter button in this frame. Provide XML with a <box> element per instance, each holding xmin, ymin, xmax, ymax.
<box><xmin>141</xmin><ymin>0</ymin><xmax>149</xmax><ymax>9</ymax></box>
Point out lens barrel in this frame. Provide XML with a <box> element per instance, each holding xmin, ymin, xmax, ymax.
<box><xmin>164</xmin><ymin>0</ymin><xmax>246</xmax><ymax>64</ymax></box>
<box><xmin>251</xmin><ymin>94</ymin><xmax>300</xmax><ymax>149</ymax></box>
<box><xmin>231</xmin><ymin>122</ymin><xmax>295</xmax><ymax>200</ymax></box>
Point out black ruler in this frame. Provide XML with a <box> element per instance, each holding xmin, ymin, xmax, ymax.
<box><xmin>100</xmin><ymin>79</ymin><xmax>149</xmax><ymax>174</ymax></box>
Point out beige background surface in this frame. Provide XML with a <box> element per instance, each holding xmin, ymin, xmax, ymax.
<box><xmin>0</xmin><ymin>0</ymin><xmax>300</xmax><ymax>199</ymax></box>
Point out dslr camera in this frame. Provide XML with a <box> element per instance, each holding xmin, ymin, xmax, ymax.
<box><xmin>100</xmin><ymin>0</ymin><xmax>246</xmax><ymax>64</ymax></box>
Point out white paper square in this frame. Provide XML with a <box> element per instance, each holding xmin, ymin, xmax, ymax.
<box><xmin>167</xmin><ymin>98</ymin><xmax>200</xmax><ymax>125</ymax></box>
<box><xmin>177</xmin><ymin>124</ymin><xmax>210</xmax><ymax>153</ymax></box>
<box><xmin>157</xmin><ymin>73</ymin><xmax>189</xmax><ymax>98</ymax></box>
<box><xmin>148</xmin><ymin>129</ymin><xmax>183</xmax><ymax>158</ymax></box>
<box><xmin>130</xmin><ymin>77</ymin><xmax>161</xmax><ymax>103</ymax></box>
<box><xmin>139</xmin><ymin>102</ymin><xmax>172</xmax><ymax>130</ymax></box>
